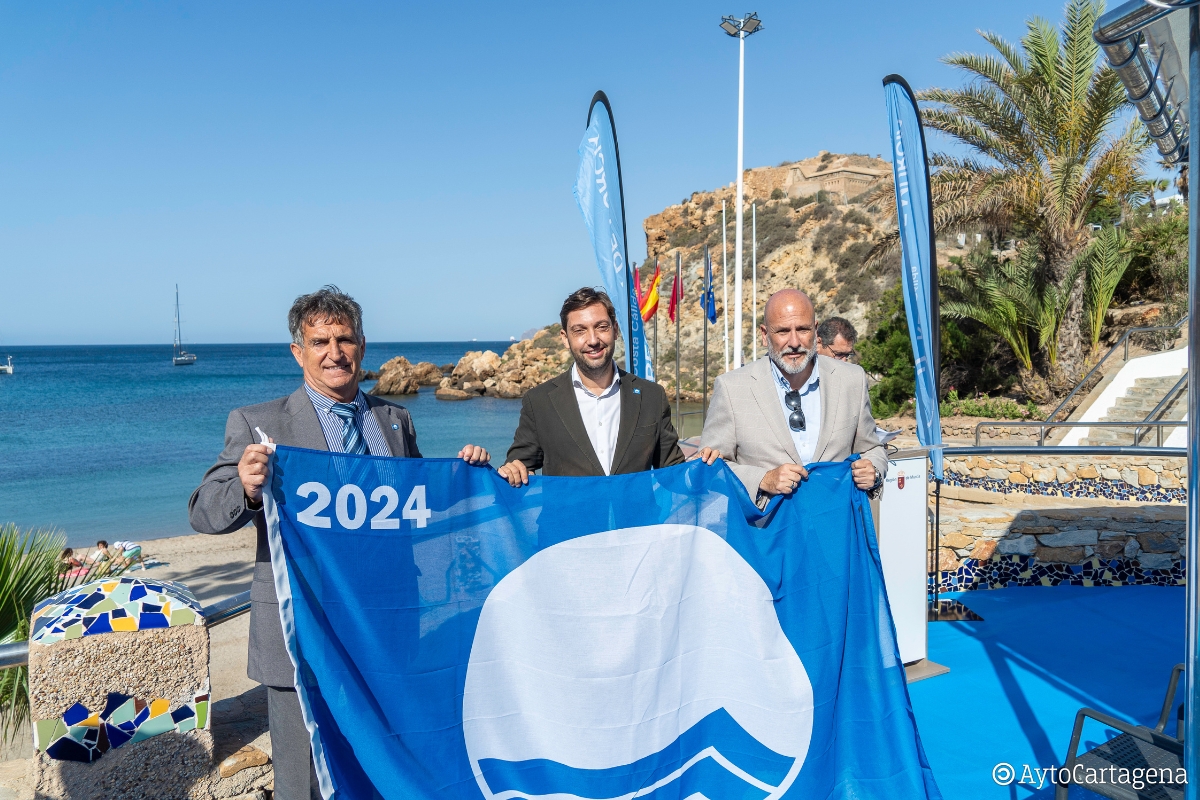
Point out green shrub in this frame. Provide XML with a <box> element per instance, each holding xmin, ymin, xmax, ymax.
<box><xmin>790</xmin><ymin>195</ymin><xmax>815</xmax><ymax>210</ymax></box>
<box><xmin>859</xmin><ymin>284</ymin><xmax>1015</xmax><ymax>418</ymax></box>
<box><xmin>939</xmin><ymin>390</ymin><xmax>1042</xmax><ymax>419</ymax></box>
<box><xmin>770</xmin><ymin>188</ymin><xmax>786</xmax><ymax>200</ymax></box>
<box><xmin>802</xmin><ymin>202</ymin><xmax>838</xmax><ymax>223</ymax></box>
<box><xmin>842</xmin><ymin>208</ymin><xmax>872</xmax><ymax>228</ymax></box>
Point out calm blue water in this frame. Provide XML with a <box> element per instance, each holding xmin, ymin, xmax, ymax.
<box><xmin>0</xmin><ymin>342</ymin><xmax>519</xmax><ymax>546</ymax></box>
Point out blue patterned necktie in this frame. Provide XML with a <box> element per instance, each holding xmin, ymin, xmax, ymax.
<box><xmin>329</xmin><ymin>403</ymin><xmax>368</xmax><ymax>455</ymax></box>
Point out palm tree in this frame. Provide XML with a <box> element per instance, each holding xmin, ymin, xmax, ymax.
<box><xmin>871</xmin><ymin>0</ymin><xmax>1149</xmax><ymax>394</ymax></box>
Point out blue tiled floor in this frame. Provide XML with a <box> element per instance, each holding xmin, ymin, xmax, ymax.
<box><xmin>909</xmin><ymin>586</ymin><xmax>1184</xmax><ymax>799</ymax></box>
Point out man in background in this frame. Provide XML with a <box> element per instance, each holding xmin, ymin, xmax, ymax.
<box><xmin>701</xmin><ymin>289</ymin><xmax>886</xmax><ymax>506</ymax></box>
<box><xmin>816</xmin><ymin>316</ymin><xmax>858</xmax><ymax>362</ymax></box>
<box><xmin>498</xmin><ymin>287</ymin><xmax>717</xmax><ymax>486</ymax></box>
<box><xmin>190</xmin><ymin>285</ymin><xmax>489</xmax><ymax>800</ymax></box>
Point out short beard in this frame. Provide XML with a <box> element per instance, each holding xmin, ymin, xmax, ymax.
<box><xmin>768</xmin><ymin>342</ymin><xmax>815</xmax><ymax>376</ymax></box>
<box><xmin>572</xmin><ymin>345</ymin><xmax>613</xmax><ymax>380</ymax></box>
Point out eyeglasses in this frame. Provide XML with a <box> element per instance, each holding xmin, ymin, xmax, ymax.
<box><xmin>784</xmin><ymin>390</ymin><xmax>806</xmax><ymax>431</ymax></box>
<box><xmin>829</xmin><ymin>348</ymin><xmax>857</xmax><ymax>362</ymax></box>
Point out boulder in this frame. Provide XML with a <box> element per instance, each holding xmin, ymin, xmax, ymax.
<box><xmin>220</xmin><ymin>745</ymin><xmax>269</xmax><ymax>779</ymax></box>
<box><xmin>370</xmin><ymin>357</ymin><xmax>444</xmax><ymax>396</ymax></box>
<box><xmin>436</xmin><ymin>387</ymin><xmax>474</xmax><ymax>401</ymax></box>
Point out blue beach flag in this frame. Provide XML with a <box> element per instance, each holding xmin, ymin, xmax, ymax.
<box><xmin>700</xmin><ymin>245</ymin><xmax>717</xmax><ymax>324</ymax></box>
<box><xmin>884</xmin><ymin>75</ymin><xmax>943</xmax><ymax>480</ymax></box>
<box><xmin>573</xmin><ymin>91</ymin><xmax>653</xmax><ymax>380</ymax></box>
<box><xmin>263</xmin><ymin>446</ymin><xmax>942</xmax><ymax>800</ymax></box>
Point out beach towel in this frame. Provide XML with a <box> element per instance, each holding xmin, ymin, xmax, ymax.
<box><xmin>263</xmin><ymin>446</ymin><xmax>941</xmax><ymax>800</ymax></box>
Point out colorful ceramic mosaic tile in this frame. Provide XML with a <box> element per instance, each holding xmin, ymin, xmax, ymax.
<box><xmin>938</xmin><ymin>473</ymin><xmax>1186</xmax><ymax>505</ymax></box>
<box><xmin>33</xmin><ymin>688</ymin><xmax>210</xmax><ymax>763</ymax></box>
<box><xmin>30</xmin><ymin>578</ymin><xmax>204</xmax><ymax>645</ymax></box>
<box><xmin>930</xmin><ymin>555</ymin><xmax>1187</xmax><ymax>593</ymax></box>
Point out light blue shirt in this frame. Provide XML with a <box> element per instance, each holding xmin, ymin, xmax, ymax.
<box><xmin>304</xmin><ymin>384</ymin><xmax>392</xmax><ymax>456</ymax></box>
<box><xmin>770</xmin><ymin>358</ymin><xmax>821</xmax><ymax>465</ymax></box>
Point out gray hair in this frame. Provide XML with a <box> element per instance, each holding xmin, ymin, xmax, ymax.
<box><xmin>288</xmin><ymin>285</ymin><xmax>364</xmax><ymax>346</ymax></box>
<box><xmin>817</xmin><ymin>316</ymin><xmax>858</xmax><ymax>347</ymax></box>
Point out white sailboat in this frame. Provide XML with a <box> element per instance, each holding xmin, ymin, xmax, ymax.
<box><xmin>172</xmin><ymin>285</ymin><xmax>197</xmax><ymax>366</ymax></box>
<box><xmin>0</xmin><ymin>356</ymin><xmax>12</xmax><ymax>375</ymax></box>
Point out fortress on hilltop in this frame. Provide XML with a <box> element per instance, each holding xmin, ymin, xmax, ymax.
<box><xmin>743</xmin><ymin>151</ymin><xmax>892</xmax><ymax>204</ymax></box>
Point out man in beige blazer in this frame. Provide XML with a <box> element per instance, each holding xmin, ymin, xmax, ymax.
<box><xmin>701</xmin><ymin>289</ymin><xmax>887</xmax><ymax>505</ymax></box>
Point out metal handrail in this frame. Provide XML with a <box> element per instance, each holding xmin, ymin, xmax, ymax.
<box><xmin>1045</xmin><ymin>320</ymin><xmax>1188</xmax><ymax>425</ymax></box>
<box><xmin>0</xmin><ymin>589</ymin><xmax>251</xmax><ymax>671</ymax></box>
<box><xmin>944</xmin><ymin>445</ymin><xmax>1186</xmax><ymax>457</ymax></box>
<box><xmin>1134</xmin><ymin>372</ymin><xmax>1189</xmax><ymax>446</ymax></box>
<box><xmin>973</xmin><ymin>419</ymin><xmax>1187</xmax><ymax>446</ymax></box>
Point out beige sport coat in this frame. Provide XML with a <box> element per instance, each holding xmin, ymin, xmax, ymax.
<box><xmin>700</xmin><ymin>354</ymin><xmax>888</xmax><ymax>504</ymax></box>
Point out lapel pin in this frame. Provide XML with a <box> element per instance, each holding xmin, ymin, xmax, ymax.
<box><xmin>633</xmin><ymin>388</ymin><xmax>641</xmax><ymax>395</ymax></box>
<box><xmin>392</xmin><ymin>423</ymin><xmax>399</xmax><ymax>430</ymax></box>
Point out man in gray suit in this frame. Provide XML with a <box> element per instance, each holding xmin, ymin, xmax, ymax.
<box><xmin>189</xmin><ymin>285</ymin><xmax>489</xmax><ymax>799</ymax></box>
<box><xmin>701</xmin><ymin>289</ymin><xmax>886</xmax><ymax>505</ymax></box>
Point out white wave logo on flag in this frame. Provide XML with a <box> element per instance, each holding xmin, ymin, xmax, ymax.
<box><xmin>463</xmin><ymin>524</ymin><xmax>814</xmax><ymax>800</ymax></box>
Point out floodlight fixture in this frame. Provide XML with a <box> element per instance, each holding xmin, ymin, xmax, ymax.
<box><xmin>720</xmin><ymin>13</ymin><xmax>762</xmax><ymax>38</ymax></box>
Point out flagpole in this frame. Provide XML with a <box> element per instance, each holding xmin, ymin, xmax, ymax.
<box><xmin>752</xmin><ymin>202</ymin><xmax>757</xmax><ymax>362</ymax></box>
<box><xmin>732</xmin><ymin>27</ymin><xmax>745</xmax><ymax>370</ymax></box>
<box><xmin>722</xmin><ymin>201</ymin><xmax>729</xmax><ymax>373</ymax></box>
<box><xmin>704</xmin><ymin>245</ymin><xmax>710</xmax><ymax>418</ymax></box>
<box><xmin>675</xmin><ymin>251</ymin><xmax>681</xmax><ymax>429</ymax></box>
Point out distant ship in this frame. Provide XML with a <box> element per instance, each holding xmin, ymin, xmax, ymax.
<box><xmin>0</xmin><ymin>356</ymin><xmax>12</xmax><ymax>375</ymax></box>
<box><xmin>172</xmin><ymin>285</ymin><xmax>197</xmax><ymax>366</ymax></box>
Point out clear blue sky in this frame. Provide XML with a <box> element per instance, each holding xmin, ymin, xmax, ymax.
<box><xmin>1</xmin><ymin>1</ymin><xmax>1111</xmax><ymax>344</ymax></box>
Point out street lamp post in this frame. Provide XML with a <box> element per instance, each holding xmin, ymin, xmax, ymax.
<box><xmin>721</xmin><ymin>12</ymin><xmax>763</xmax><ymax>370</ymax></box>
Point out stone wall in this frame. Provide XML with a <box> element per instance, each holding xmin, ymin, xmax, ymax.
<box><xmin>931</xmin><ymin>499</ymin><xmax>1186</xmax><ymax>592</ymax></box>
<box><xmin>942</xmin><ymin>454</ymin><xmax>1186</xmax><ymax>504</ymax></box>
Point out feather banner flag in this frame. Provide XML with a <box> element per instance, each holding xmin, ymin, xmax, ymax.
<box><xmin>573</xmin><ymin>91</ymin><xmax>653</xmax><ymax>379</ymax></box>
<box><xmin>262</xmin><ymin>446</ymin><xmax>943</xmax><ymax>799</ymax></box>
<box><xmin>884</xmin><ymin>74</ymin><xmax>942</xmax><ymax>480</ymax></box>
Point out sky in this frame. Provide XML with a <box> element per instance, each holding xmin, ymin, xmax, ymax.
<box><xmin>1</xmin><ymin>0</ymin><xmax>1119</xmax><ymax>345</ymax></box>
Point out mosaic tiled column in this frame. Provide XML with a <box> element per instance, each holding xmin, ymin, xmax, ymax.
<box><xmin>28</xmin><ymin>577</ymin><xmax>213</xmax><ymax>800</ymax></box>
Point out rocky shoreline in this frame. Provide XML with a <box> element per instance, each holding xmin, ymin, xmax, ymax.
<box><xmin>368</xmin><ymin>328</ymin><xmax>570</xmax><ymax>401</ymax></box>
<box><xmin>367</xmin><ymin>327</ymin><xmax>708</xmax><ymax>404</ymax></box>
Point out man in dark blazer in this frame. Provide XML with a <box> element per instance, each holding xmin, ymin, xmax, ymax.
<box><xmin>189</xmin><ymin>285</ymin><xmax>488</xmax><ymax>800</ymax></box>
<box><xmin>499</xmin><ymin>287</ymin><xmax>716</xmax><ymax>486</ymax></box>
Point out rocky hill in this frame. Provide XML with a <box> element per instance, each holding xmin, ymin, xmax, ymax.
<box><xmin>641</xmin><ymin>151</ymin><xmax>898</xmax><ymax>400</ymax></box>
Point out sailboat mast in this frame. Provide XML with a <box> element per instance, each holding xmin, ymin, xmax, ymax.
<box><xmin>174</xmin><ymin>285</ymin><xmax>182</xmax><ymax>352</ymax></box>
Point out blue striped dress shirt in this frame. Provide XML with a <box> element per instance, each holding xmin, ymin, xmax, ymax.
<box><xmin>303</xmin><ymin>384</ymin><xmax>392</xmax><ymax>456</ymax></box>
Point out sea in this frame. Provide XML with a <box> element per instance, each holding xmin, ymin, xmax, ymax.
<box><xmin>0</xmin><ymin>342</ymin><xmax>520</xmax><ymax>547</ymax></box>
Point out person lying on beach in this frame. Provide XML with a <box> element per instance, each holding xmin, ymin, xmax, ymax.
<box><xmin>59</xmin><ymin>548</ymin><xmax>82</xmax><ymax>572</ymax></box>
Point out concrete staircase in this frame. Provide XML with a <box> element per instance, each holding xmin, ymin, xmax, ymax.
<box><xmin>1082</xmin><ymin>371</ymin><xmax>1187</xmax><ymax>446</ymax></box>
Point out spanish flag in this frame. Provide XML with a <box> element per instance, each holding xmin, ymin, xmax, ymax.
<box><xmin>639</xmin><ymin>260</ymin><xmax>662</xmax><ymax>322</ymax></box>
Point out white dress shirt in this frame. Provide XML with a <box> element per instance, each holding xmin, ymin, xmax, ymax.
<box><xmin>571</xmin><ymin>364</ymin><xmax>622</xmax><ymax>475</ymax></box>
<box><xmin>770</xmin><ymin>357</ymin><xmax>821</xmax><ymax>464</ymax></box>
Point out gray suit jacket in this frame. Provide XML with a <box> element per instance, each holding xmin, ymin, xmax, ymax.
<box><xmin>700</xmin><ymin>355</ymin><xmax>887</xmax><ymax>504</ymax></box>
<box><xmin>188</xmin><ymin>385</ymin><xmax>420</xmax><ymax>687</ymax></box>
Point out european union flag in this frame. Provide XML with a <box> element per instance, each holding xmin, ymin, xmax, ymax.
<box><xmin>699</xmin><ymin>245</ymin><xmax>717</xmax><ymax>324</ymax></box>
<box><xmin>264</xmin><ymin>446</ymin><xmax>941</xmax><ymax>800</ymax></box>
